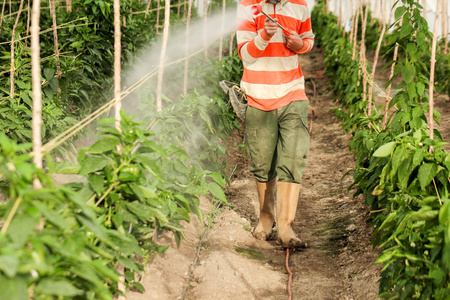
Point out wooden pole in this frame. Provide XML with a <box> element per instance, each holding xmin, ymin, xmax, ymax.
<box><xmin>352</xmin><ymin>2</ymin><xmax>360</xmax><ymax>60</ymax></box>
<box><xmin>183</xmin><ymin>0</ymin><xmax>193</xmax><ymax>95</ymax></box>
<box><xmin>360</xmin><ymin>4</ymin><xmax>369</xmax><ymax>97</ymax></box>
<box><xmin>349</xmin><ymin>0</ymin><xmax>355</xmax><ymax>40</ymax></box>
<box><xmin>49</xmin><ymin>0</ymin><xmax>61</xmax><ymax>82</ymax></box>
<box><xmin>156</xmin><ymin>0</ymin><xmax>170</xmax><ymax>112</ymax></box>
<box><xmin>31</xmin><ymin>0</ymin><xmax>42</xmax><ymax>189</ymax></box>
<box><xmin>156</xmin><ymin>0</ymin><xmax>160</xmax><ymax>33</ymax></box>
<box><xmin>429</xmin><ymin>0</ymin><xmax>441</xmax><ymax>142</ymax></box>
<box><xmin>0</xmin><ymin>0</ymin><xmax>7</xmax><ymax>35</ymax></box>
<box><xmin>343</xmin><ymin>0</ymin><xmax>352</xmax><ymax>37</ymax></box>
<box><xmin>229</xmin><ymin>32</ymin><xmax>235</xmax><ymax>56</ymax></box>
<box><xmin>338</xmin><ymin>0</ymin><xmax>342</xmax><ymax>29</ymax></box>
<box><xmin>9</xmin><ymin>0</ymin><xmax>24</xmax><ymax>99</ymax></box>
<box><xmin>144</xmin><ymin>0</ymin><xmax>151</xmax><ymax>20</ymax></box>
<box><xmin>26</xmin><ymin>0</ymin><xmax>30</xmax><ymax>35</ymax></box>
<box><xmin>422</xmin><ymin>0</ymin><xmax>427</xmax><ymax>21</ymax></box>
<box><xmin>65</xmin><ymin>0</ymin><xmax>72</xmax><ymax>12</ymax></box>
<box><xmin>218</xmin><ymin>0</ymin><xmax>225</xmax><ymax>61</ymax></box>
<box><xmin>113</xmin><ymin>0</ymin><xmax>121</xmax><ymax>130</ymax></box>
<box><xmin>203</xmin><ymin>0</ymin><xmax>208</xmax><ymax>60</ymax></box>
<box><xmin>114</xmin><ymin>2</ymin><xmax>126</xmax><ymax>296</ymax></box>
<box><xmin>368</xmin><ymin>2</ymin><xmax>389</xmax><ymax>117</ymax></box>
<box><xmin>382</xmin><ymin>19</ymin><xmax>401</xmax><ymax>130</ymax></box>
<box><xmin>443</xmin><ymin>0</ymin><xmax>448</xmax><ymax>54</ymax></box>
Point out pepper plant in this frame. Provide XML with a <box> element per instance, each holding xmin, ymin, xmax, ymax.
<box><xmin>312</xmin><ymin>0</ymin><xmax>450</xmax><ymax>298</ymax></box>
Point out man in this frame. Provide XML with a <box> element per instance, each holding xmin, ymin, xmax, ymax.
<box><xmin>236</xmin><ymin>0</ymin><xmax>314</xmax><ymax>248</ymax></box>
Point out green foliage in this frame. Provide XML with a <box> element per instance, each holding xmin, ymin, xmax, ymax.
<box><xmin>0</xmin><ymin>0</ymin><xmax>168</xmax><ymax>145</ymax></box>
<box><xmin>313</xmin><ymin>0</ymin><xmax>450</xmax><ymax>298</ymax></box>
<box><xmin>0</xmin><ymin>107</ymin><xmax>231</xmax><ymax>298</ymax></box>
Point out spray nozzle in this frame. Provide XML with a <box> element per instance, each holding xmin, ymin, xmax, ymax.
<box><xmin>250</xmin><ymin>4</ymin><xmax>292</xmax><ymax>36</ymax></box>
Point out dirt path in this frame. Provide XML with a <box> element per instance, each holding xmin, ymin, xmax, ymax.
<box><xmin>127</xmin><ymin>46</ymin><xmax>381</xmax><ymax>300</ymax></box>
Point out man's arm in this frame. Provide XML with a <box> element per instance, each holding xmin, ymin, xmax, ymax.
<box><xmin>236</xmin><ymin>3</ymin><xmax>274</xmax><ymax>64</ymax></box>
<box><xmin>288</xmin><ymin>4</ymin><xmax>315</xmax><ymax>54</ymax></box>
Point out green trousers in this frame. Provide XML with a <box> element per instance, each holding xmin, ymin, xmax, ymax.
<box><xmin>245</xmin><ymin>100</ymin><xmax>309</xmax><ymax>183</ymax></box>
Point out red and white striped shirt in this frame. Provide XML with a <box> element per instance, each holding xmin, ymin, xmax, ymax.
<box><xmin>237</xmin><ymin>0</ymin><xmax>314</xmax><ymax>111</ymax></box>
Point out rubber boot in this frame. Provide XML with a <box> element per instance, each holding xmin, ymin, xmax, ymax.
<box><xmin>276</xmin><ymin>182</ymin><xmax>307</xmax><ymax>249</ymax></box>
<box><xmin>252</xmin><ymin>178</ymin><xmax>277</xmax><ymax>241</ymax></box>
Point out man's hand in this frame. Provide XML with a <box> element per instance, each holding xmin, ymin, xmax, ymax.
<box><xmin>285</xmin><ymin>31</ymin><xmax>304</xmax><ymax>52</ymax></box>
<box><xmin>264</xmin><ymin>17</ymin><xmax>278</xmax><ymax>37</ymax></box>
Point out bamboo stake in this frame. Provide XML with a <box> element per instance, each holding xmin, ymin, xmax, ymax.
<box><xmin>360</xmin><ymin>4</ymin><xmax>369</xmax><ymax>99</ymax></box>
<box><xmin>49</xmin><ymin>0</ymin><xmax>61</xmax><ymax>81</ymax></box>
<box><xmin>443</xmin><ymin>0</ymin><xmax>448</xmax><ymax>54</ymax></box>
<box><xmin>422</xmin><ymin>0</ymin><xmax>427</xmax><ymax>21</ymax></box>
<box><xmin>114</xmin><ymin>1</ymin><xmax>126</xmax><ymax>295</ymax></box>
<box><xmin>144</xmin><ymin>0</ymin><xmax>151</xmax><ymax>20</ymax></box>
<box><xmin>9</xmin><ymin>0</ymin><xmax>24</xmax><ymax>99</ymax></box>
<box><xmin>352</xmin><ymin>2</ymin><xmax>360</xmax><ymax>60</ymax></box>
<box><xmin>0</xmin><ymin>0</ymin><xmax>7</xmax><ymax>35</ymax></box>
<box><xmin>368</xmin><ymin>1</ymin><xmax>389</xmax><ymax>117</ymax></box>
<box><xmin>343</xmin><ymin>0</ymin><xmax>352</xmax><ymax>37</ymax></box>
<box><xmin>31</xmin><ymin>0</ymin><xmax>42</xmax><ymax>189</ymax></box>
<box><xmin>156</xmin><ymin>0</ymin><xmax>170</xmax><ymax>112</ymax></box>
<box><xmin>113</xmin><ymin>0</ymin><xmax>121</xmax><ymax>131</ymax></box>
<box><xmin>218</xmin><ymin>0</ymin><xmax>225</xmax><ymax>61</ymax></box>
<box><xmin>326</xmin><ymin>0</ymin><xmax>329</xmax><ymax>14</ymax></box>
<box><xmin>338</xmin><ymin>0</ymin><xmax>342</xmax><ymax>29</ymax></box>
<box><xmin>203</xmin><ymin>0</ymin><xmax>208</xmax><ymax>60</ymax></box>
<box><xmin>177</xmin><ymin>0</ymin><xmax>180</xmax><ymax>16</ymax></box>
<box><xmin>183</xmin><ymin>0</ymin><xmax>193</xmax><ymax>95</ymax></box>
<box><xmin>348</xmin><ymin>0</ymin><xmax>355</xmax><ymax>40</ymax></box>
<box><xmin>65</xmin><ymin>0</ymin><xmax>71</xmax><ymax>12</ymax></box>
<box><xmin>429</xmin><ymin>0</ymin><xmax>441</xmax><ymax>143</ymax></box>
<box><xmin>156</xmin><ymin>0</ymin><xmax>160</xmax><ymax>33</ymax></box>
<box><xmin>382</xmin><ymin>19</ymin><xmax>401</xmax><ymax>130</ymax></box>
<box><xmin>26</xmin><ymin>0</ymin><xmax>30</xmax><ymax>35</ymax></box>
<box><xmin>229</xmin><ymin>32</ymin><xmax>235</xmax><ymax>56</ymax></box>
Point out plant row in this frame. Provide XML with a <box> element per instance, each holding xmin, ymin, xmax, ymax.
<box><xmin>312</xmin><ymin>0</ymin><xmax>450</xmax><ymax>298</ymax></box>
<box><xmin>0</xmin><ymin>0</ymin><xmax>193</xmax><ymax>147</ymax></box>
<box><xmin>0</xmin><ymin>1</ymin><xmax>244</xmax><ymax>299</ymax></box>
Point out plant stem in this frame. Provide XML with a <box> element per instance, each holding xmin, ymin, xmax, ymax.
<box><xmin>1</xmin><ymin>197</ymin><xmax>23</xmax><ymax>234</ymax></box>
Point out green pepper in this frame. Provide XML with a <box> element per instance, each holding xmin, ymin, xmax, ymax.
<box><xmin>118</xmin><ymin>165</ymin><xmax>141</xmax><ymax>182</ymax></box>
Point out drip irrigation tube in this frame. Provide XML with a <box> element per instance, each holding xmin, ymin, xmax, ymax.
<box><xmin>286</xmin><ymin>248</ymin><xmax>293</xmax><ymax>300</ymax></box>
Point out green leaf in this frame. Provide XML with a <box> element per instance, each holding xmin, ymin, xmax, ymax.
<box><xmin>395</xmin><ymin>6</ymin><xmax>407</xmax><ymax>20</ymax></box>
<box><xmin>88</xmin><ymin>139</ymin><xmax>119</xmax><ymax>154</ymax></box>
<box><xmin>43</xmin><ymin>68</ymin><xmax>55</xmax><ymax>82</ymax></box>
<box><xmin>79</xmin><ymin>156</ymin><xmax>110</xmax><ymax>175</ymax></box>
<box><xmin>209</xmin><ymin>173</ymin><xmax>226</xmax><ymax>188</ymax></box>
<box><xmin>7</xmin><ymin>214</ymin><xmax>36</xmax><ymax>248</ymax></box>
<box><xmin>416</xmin><ymin>82</ymin><xmax>425</xmax><ymax>96</ymax></box>
<box><xmin>207</xmin><ymin>182</ymin><xmax>227</xmax><ymax>203</ymax></box>
<box><xmin>439</xmin><ymin>201</ymin><xmax>450</xmax><ymax>225</ymax></box>
<box><xmin>33</xmin><ymin>201</ymin><xmax>68</xmax><ymax>230</ymax></box>
<box><xmin>89</xmin><ymin>174</ymin><xmax>105</xmax><ymax>194</ymax></box>
<box><xmin>401</xmin><ymin>64</ymin><xmax>415</xmax><ymax>84</ymax></box>
<box><xmin>35</xmin><ymin>278</ymin><xmax>83</xmax><ymax>297</ymax></box>
<box><xmin>373</xmin><ymin>142</ymin><xmax>397</xmax><ymax>157</ymax></box>
<box><xmin>400</xmin><ymin>22</ymin><xmax>413</xmax><ymax>38</ymax></box>
<box><xmin>417</xmin><ymin>163</ymin><xmax>438</xmax><ymax>190</ymax></box>
<box><xmin>0</xmin><ymin>275</ymin><xmax>28</xmax><ymax>300</ymax></box>
<box><xmin>0</xmin><ymin>255</ymin><xmax>19</xmax><ymax>278</ymax></box>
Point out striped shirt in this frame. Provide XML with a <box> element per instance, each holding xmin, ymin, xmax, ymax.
<box><xmin>236</xmin><ymin>0</ymin><xmax>315</xmax><ymax>111</ymax></box>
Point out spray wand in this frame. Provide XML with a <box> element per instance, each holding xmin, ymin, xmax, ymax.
<box><xmin>251</xmin><ymin>4</ymin><xmax>292</xmax><ymax>36</ymax></box>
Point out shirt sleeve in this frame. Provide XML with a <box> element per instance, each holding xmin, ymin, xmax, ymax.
<box><xmin>236</xmin><ymin>2</ymin><xmax>273</xmax><ymax>64</ymax></box>
<box><xmin>295</xmin><ymin>4</ymin><xmax>315</xmax><ymax>55</ymax></box>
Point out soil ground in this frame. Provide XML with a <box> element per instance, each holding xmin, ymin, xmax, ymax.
<box><xmin>127</xmin><ymin>46</ymin><xmax>385</xmax><ymax>300</ymax></box>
